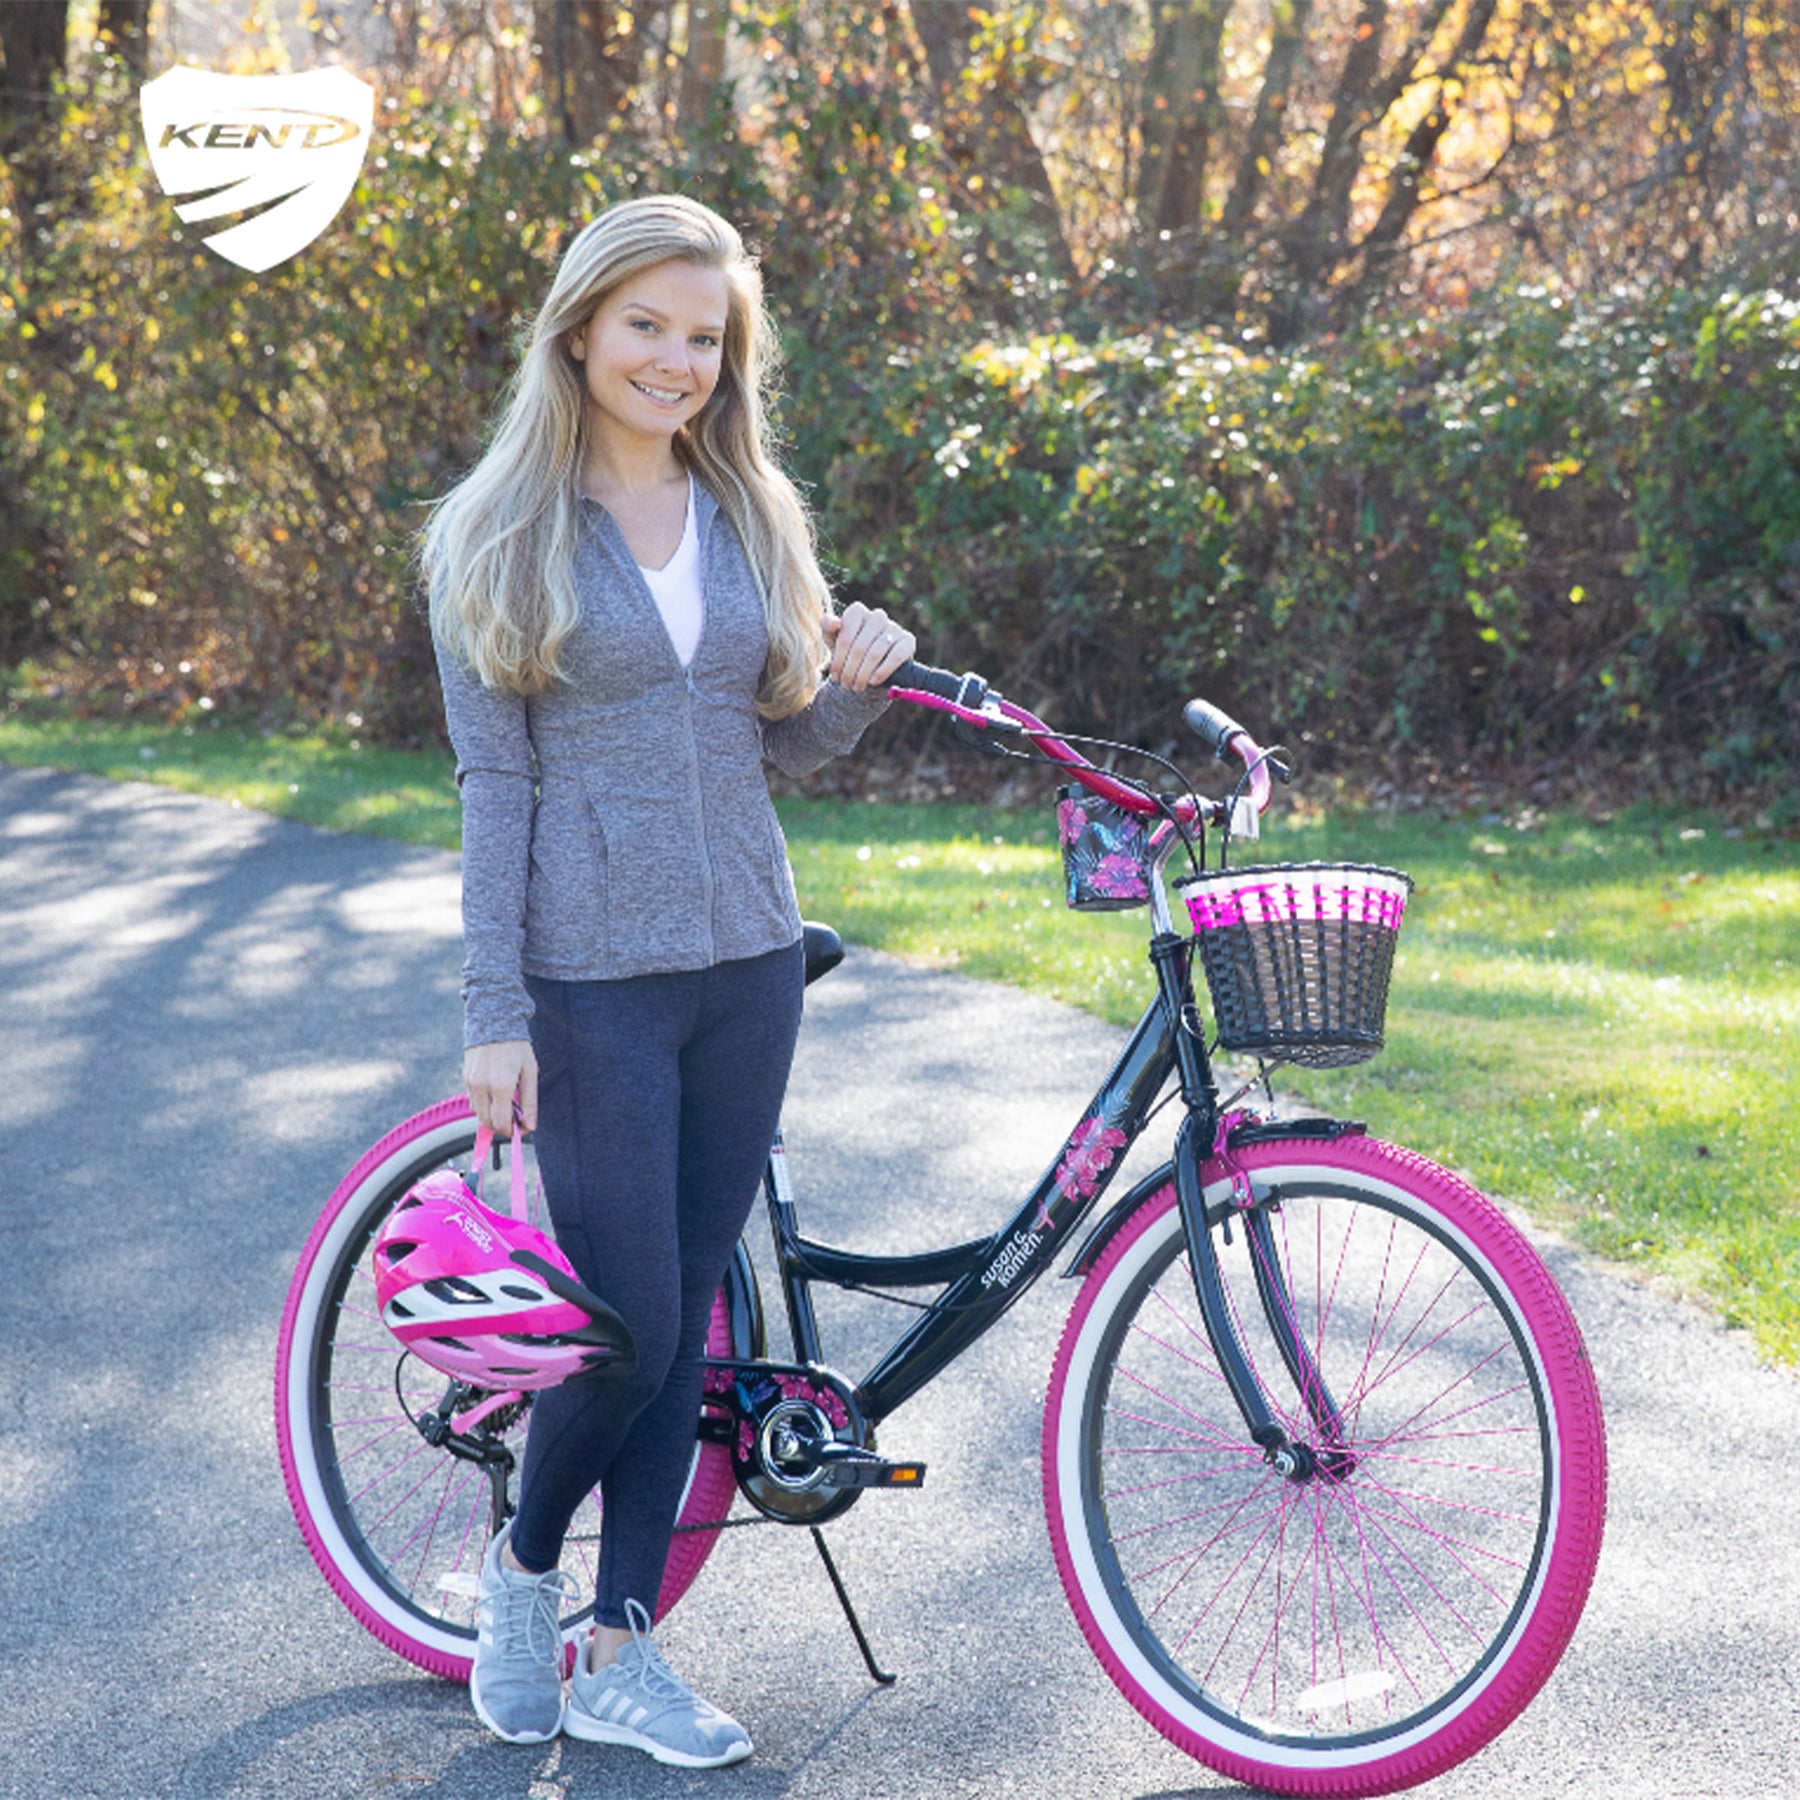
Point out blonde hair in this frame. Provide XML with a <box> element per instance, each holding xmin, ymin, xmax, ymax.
<box><xmin>418</xmin><ymin>195</ymin><xmax>831</xmax><ymax>718</ymax></box>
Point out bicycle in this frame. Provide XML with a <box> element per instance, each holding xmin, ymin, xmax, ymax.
<box><xmin>275</xmin><ymin>661</ymin><xmax>1606</xmax><ymax>1797</ymax></box>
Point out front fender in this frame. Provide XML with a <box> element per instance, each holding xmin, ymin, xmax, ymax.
<box><xmin>1061</xmin><ymin>1162</ymin><xmax>1175</xmax><ymax>1280</ymax></box>
<box><xmin>1060</xmin><ymin>1116</ymin><xmax>1367</xmax><ymax>1279</ymax></box>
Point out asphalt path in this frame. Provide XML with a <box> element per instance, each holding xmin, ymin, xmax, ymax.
<box><xmin>3</xmin><ymin>763</ymin><xmax>1797</xmax><ymax>1800</ymax></box>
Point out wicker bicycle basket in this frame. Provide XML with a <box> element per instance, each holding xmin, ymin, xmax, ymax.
<box><xmin>1175</xmin><ymin>862</ymin><xmax>1414</xmax><ymax>1069</ymax></box>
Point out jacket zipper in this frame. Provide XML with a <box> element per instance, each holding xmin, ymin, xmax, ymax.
<box><xmin>691</xmin><ymin>500</ymin><xmax>717</xmax><ymax>961</ymax></box>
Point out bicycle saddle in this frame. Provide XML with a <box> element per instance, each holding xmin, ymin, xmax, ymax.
<box><xmin>802</xmin><ymin>921</ymin><xmax>844</xmax><ymax>986</ymax></box>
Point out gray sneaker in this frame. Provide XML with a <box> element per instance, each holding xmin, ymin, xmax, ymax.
<box><xmin>469</xmin><ymin>1524</ymin><xmax>577</xmax><ymax>1744</ymax></box>
<box><xmin>564</xmin><ymin>1598</ymin><xmax>752</xmax><ymax>1767</ymax></box>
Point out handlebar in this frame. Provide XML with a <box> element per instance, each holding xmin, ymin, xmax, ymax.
<box><xmin>883</xmin><ymin>659</ymin><xmax>1277</xmax><ymax>829</ymax></box>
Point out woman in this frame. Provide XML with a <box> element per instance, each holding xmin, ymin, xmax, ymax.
<box><xmin>418</xmin><ymin>194</ymin><xmax>915</xmax><ymax>1763</ymax></box>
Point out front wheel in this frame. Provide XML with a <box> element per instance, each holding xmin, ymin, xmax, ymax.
<box><xmin>275</xmin><ymin>1097</ymin><xmax>743</xmax><ymax>1680</ymax></box>
<box><xmin>1043</xmin><ymin>1135</ymin><xmax>1605</xmax><ymax>1797</ymax></box>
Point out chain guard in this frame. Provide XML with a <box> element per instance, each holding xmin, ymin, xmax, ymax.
<box><xmin>701</xmin><ymin>1358</ymin><xmax>870</xmax><ymax>1525</ymax></box>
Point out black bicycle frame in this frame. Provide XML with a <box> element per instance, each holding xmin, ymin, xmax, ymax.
<box><xmin>768</xmin><ymin>944</ymin><xmax>1182</xmax><ymax>1425</ymax></box>
<box><xmin>741</xmin><ymin>928</ymin><xmax>1345</xmax><ymax>1479</ymax></box>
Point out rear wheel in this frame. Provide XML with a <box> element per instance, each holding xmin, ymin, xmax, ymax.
<box><xmin>276</xmin><ymin>1097</ymin><xmax>741</xmax><ymax>1679</ymax></box>
<box><xmin>1044</xmin><ymin>1135</ymin><xmax>1606</xmax><ymax>1796</ymax></box>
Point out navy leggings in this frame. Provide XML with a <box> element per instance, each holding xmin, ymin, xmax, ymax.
<box><xmin>508</xmin><ymin>940</ymin><xmax>804</xmax><ymax>1625</ymax></box>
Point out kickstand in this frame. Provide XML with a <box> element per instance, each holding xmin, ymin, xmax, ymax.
<box><xmin>810</xmin><ymin>1527</ymin><xmax>896</xmax><ymax>1685</ymax></box>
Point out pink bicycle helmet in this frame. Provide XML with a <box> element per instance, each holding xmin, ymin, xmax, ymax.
<box><xmin>372</xmin><ymin>1162</ymin><xmax>634</xmax><ymax>1391</ymax></box>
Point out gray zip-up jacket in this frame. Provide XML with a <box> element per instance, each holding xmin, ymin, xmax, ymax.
<box><xmin>434</xmin><ymin>477</ymin><xmax>890</xmax><ymax>1047</ymax></box>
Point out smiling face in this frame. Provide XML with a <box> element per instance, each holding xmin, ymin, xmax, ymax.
<box><xmin>566</xmin><ymin>257</ymin><xmax>731</xmax><ymax>468</ymax></box>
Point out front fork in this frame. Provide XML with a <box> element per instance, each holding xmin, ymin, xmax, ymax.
<box><xmin>1152</xmin><ymin>932</ymin><xmax>1353</xmax><ymax>1485</ymax></box>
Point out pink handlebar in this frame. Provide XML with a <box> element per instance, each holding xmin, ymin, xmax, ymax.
<box><xmin>885</xmin><ymin>682</ymin><xmax>1274</xmax><ymax>826</ymax></box>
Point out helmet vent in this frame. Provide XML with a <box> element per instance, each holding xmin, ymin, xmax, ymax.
<box><xmin>423</xmin><ymin>1274</ymin><xmax>488</xmax><ymax>1305</ymax></box>
<box><xmin>379</xmin><ymin>1240</ymin><xmax>418</xmax><ymax>1263</ymax></box>
<box><xmin>498</xmin><ymin>1283</ymin><xmax>545</xmax><ymax>1301</ymax></box>
<box><xmin>387</xmin><ymin>1299</ymin><xmax>414</xmax><ymax>1319</ymax></box>
<box><xmin>433</xmin><ymin>1335</ymin><xmax>475</xmax><ymax>1351</ymax></box>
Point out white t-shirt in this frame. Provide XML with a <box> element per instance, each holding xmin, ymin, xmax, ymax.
<box><xmin>636</xmin><ymin>472</ymin><xmax>703</xmax><ymax>667</ymax></box>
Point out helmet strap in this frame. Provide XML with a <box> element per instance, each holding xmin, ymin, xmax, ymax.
<box><xmin>470</xmin><ymin>1119</ymin><xmax>530</xmax><ymax>1221</ymax></box>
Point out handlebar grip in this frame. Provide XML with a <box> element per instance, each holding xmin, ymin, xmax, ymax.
<box><xmin>1182</xmin><ymin>698</ymin><xmax>1247</xmax><ymax>759</ymax></box>
<box><xmin>887</xmin><ymin>658</ymin><xmax>962</xmax><ymax>701</ymax></box>
<box><xmin>885</xmin><ymin>659</ymin><xmax>994</xmax><ymax>715</ymax></box>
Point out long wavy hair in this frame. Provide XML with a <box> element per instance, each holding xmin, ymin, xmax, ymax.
<box><xmin>418</xmin><ymin>195</ymin><xmax>830</xmax><ymax>718</ymax></box>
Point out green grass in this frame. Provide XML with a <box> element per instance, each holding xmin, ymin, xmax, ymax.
<box><xmin>0</xmin><ymin>708</ymin><xmax>463</xmax><ymax>847</ymax></box>
<box><xmin>8</xmin><ymin>709</ymin><xmax>1798</xmax><ymax>1360</ymax></box>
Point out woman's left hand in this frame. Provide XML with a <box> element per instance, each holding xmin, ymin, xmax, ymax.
<box><xmin>823</xmin><ymin>603</ymin><xmax>916</xmax><ymax>693</ymax></box>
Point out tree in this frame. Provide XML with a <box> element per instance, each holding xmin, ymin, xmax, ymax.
<box><xmin>96</xmin><ymin>0</ymin><xmax>151</xmax><ymax>79</ymax></box>
<box><xmin>534</xmin><ymin>0</ymin><xmax>654</xmax><ymax>145</ymax></box>
<box><xmin>0</xmin><ymin>0</ymin><xmax>70</xmax><ymax>213</ymax></box>
<box><xmin>910</xmin><ymin>0</ymin><xmax>1077</xmax><ymax>289</ymax></box>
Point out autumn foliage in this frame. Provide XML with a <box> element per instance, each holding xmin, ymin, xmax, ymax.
<box><xmin>1</xmin><ymin>3</ymin><xmax>1796</xmax><ymax>798</ymax></box>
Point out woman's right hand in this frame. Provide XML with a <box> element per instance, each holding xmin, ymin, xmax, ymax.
<box><xmin>463</xmin><ymin>1039</ymin><xmax>538</xmax><ymax>1136</ymax></box>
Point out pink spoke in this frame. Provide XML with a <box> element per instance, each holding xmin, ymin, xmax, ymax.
<box><xmin>364</xmin><ymin>1454</ymin><xmax>475</xmax><ymax>1548</ymax></box>
<box><xmin>1318</xmin><ymin>1493</ymin><xmax>1357</xmax><ymax>1730</ymax></box>
<box><xmin>410</xmin><ymin>1465</ymin><xmax>486</xmax><ymax>1603</ymax></box>
<box><xmin>1112</xmin><ymin>1490</ymin><xmax>1286</xmax><ymax>1545</ymax></box>
<box><xmin>1109</xmin><ymin>1368</ymin><xmax>1248</xmax><ymax>1447</ymax></box>
<box><xmin>1127</xmin><ymin>1486</ymin><xmax>1281</xmax><ymax>1599</ymax></box>
<box><xmin>1360</xmin><ymin>1447</ymin><xmax>1533</xmax><ymax>1476</ymax></box>
<box><xmin>1394</xmin><ymin>1423</ymin><xmax>1536</xmax><ymax>1446</ymax></box>
<box><xmin>1187</xmin><ymin>1499</ymin><xmax>1293</xmax><ymax>1681</ymax></box>
<box><xmin>335</xmin><ymin>1417</ymin><xmax>413</xmax><ymax>1466</ymax></box>
<box><xmin>1329</xmin><ymin>1485</ymin><xmax>1501</xmax><ymax>1642</ymax></box>
<box><xmin>1103</xmin><ymin>1441</ymin><xmax>1247</xmax><ymax>1457</ymax></box>
<box><xmin>1351</xmin><ymin>1214</ymin><xmax>1402</xmax><ymax>1442</ymax></box>
<box><xmin>1325</xmin><ymin>1489</ymin><xmax>1462</xmax><ymax>1677</ymax></box>
<box><xmin>1234</xmin><ymin>1478</ymin><xmax>1305</xmax><ymax>1715</ymax></box>
<box><xmin>1369</xmin><ymin>1451</ymin><xmax>1537</xmax><ymax>1479</ymax></box>
<box><xmin>452</xmin><ymin>1476</ymin><xmax>487</xmax><ymax>1583</ymax></box>
<box><xmin>1328</xmin><ymin>1504</ymin><xmax>1425</xmax><ymax>1705</ymax></box>
<box><xmin>1131</xmin><ymin>1310</ymin><xmax>1232</xmax><ymax>1386</ymax></box>
<box><xmin>1102</xmin><ymin>1400</ymin><xmax>1221</xmax><ymax>1443</ymax></box>
<box><xmin>1342</xmin><ymin>1495</ymin><xmax>1529</xmax><ymax>1578</ymax></box>
<box><xmin>347</xmin><ymin>1435</ymin><xmax>435</xmax><ymax>1510</ymax></box>
<box><xmin>1356</xmin><ymin>1297</ymin><xmax>1500</xmax><ymax>1418</ymax></box>
<box><xmin>1106</xmin><ymin>1460</ymin><xmax>1267</xmax><ymax>1500</ymax></box>
<box><xmin>1359</xmin><ymin>1368</ymin><xmax>1529</xmax><ymax>1465</ymax></box>
<box><xmin>1146</xmin><ymin>1280</ymin><xmax>1221</xmax><ymax>1360</ymax></box>
<box><xmin>391</xmin><ymin>1462</ymin><xmax>479</xmax><ymax>1586</ymax></box>
<box><xmin>1347</xmin><ymin>1237</ymin><xmax>1439</xmax><ymax>1419</ymax></box>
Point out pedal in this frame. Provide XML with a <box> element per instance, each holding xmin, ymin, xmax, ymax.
<box><xmin>812</xmin><ymin>1443</ymin><xmax>928</xmax><ymax>1490</ymax></box>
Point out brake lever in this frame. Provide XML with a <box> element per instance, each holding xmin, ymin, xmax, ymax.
<box><xmin>951</xmin><ymin>709</ymin><xmax>1028</xmax><ymax>758</ymax></box>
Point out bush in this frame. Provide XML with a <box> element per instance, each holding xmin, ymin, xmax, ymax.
<box><xmin>805</xmin><ymin>284</ymin><xmax>1800</xmax><ymax>792</ymax></box>
<box><xmin>4</xmin><ymin>53</ymin><xmax>1795</xmax><ymax>798</ymax></box>
<box><xmin>0</xmin><ymin>51</ymin><xmax>966</xmax><ymax>741</ymax></box>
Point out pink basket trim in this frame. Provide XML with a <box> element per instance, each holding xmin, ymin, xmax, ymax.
<box><xmin>1184</xmin><ymin>869</ymin><xmax>1411</xmax><ymax>933</ymax></box>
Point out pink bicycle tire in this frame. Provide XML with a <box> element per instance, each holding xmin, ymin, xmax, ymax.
<box><xmin>275</xmin><ymin>1096</ymin><xmax>740</xmax><ymax>1681</ymax></box>
<box><xmin>1042</xmin><ymin>1134</ymin><xmax>1606</xmax><ymax>1796</ymax></box>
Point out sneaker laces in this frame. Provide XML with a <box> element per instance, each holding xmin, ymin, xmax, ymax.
<box><xmin>620</xmin><ymin>1596</ymin><xmax>698</xmax><ymax>1703</ymax></box>
<box><xmin>484</xmin><ymin>1559</ymin><xmax>578</xmax><ymax>1667</ymax></box>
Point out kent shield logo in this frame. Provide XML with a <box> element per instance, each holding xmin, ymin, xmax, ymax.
<box><xmin>140</xmin><ymin>66</ymin><xmax>375</xmax><ymax>272</ymax></box>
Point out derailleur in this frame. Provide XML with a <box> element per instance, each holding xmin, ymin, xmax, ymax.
<box><xmin>409</xmin><ymin>1377</ymin><xmax>525</xmax><ymax>1532</ymax></box>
